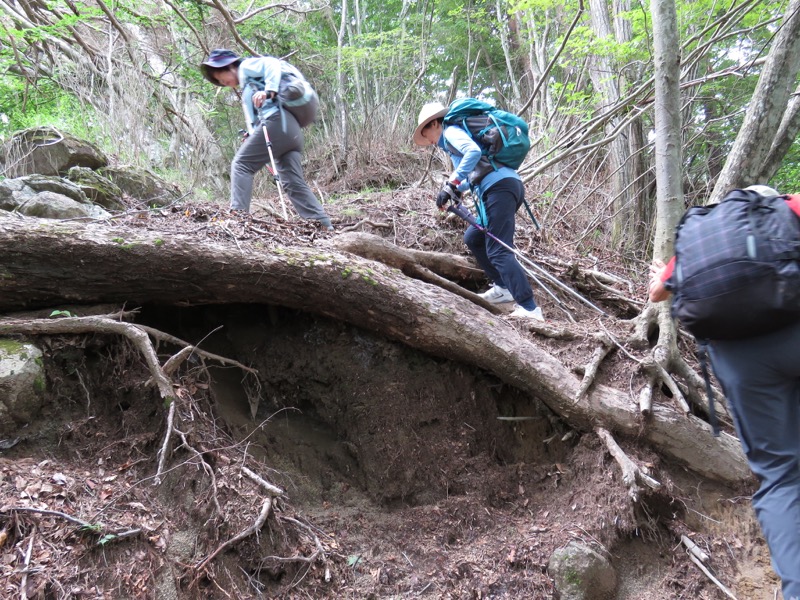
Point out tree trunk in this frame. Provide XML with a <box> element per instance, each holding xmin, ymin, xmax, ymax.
<box><xmin>587</xmin><ymin>0</ymin><xmax>636</xmax><ymax>247</ymax></box>
<box><xmin>0</xmin><ymin>212</ymin><xmax>750</xmax><ymax>484</ymax></box>
<box><xmin>758</xmin><ymin>83</ymin><xmax>800</xmax><ymax>184</ymax></box>
<box><xmin>650</xmin><ymin>0</ymin><xmax>684</xmax><ymax>260</ymax></box>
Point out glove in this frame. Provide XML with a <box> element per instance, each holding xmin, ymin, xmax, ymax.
<box><xmin>435</xmin><ymin>181</ymin><xmax>462</xmax><ymax>209</ymax></box>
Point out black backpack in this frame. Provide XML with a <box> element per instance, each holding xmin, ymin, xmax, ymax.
<box><xmin>670</xmin><ymin>188</ymin><xmax>800</xmax><ymax>340</ymax></box>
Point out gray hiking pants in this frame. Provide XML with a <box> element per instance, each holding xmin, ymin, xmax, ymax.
<box><xmin>230</xmin><ymin>110</ymin><xmax>330</xmax><ymax>227</ymax></box>
<box><xmin>709</xmin><ymin>319</ymin><xmax>800</xmax><ymax>600</ymax></box>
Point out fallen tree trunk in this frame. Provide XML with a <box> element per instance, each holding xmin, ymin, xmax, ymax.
<box><xmin>0</xmin><ymin>213</ymin><xmax>750</xmax><ymax>484</ymax></box>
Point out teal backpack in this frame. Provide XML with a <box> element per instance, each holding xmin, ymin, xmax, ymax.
<box><xmin>443</xmin><ymin>98</ymin><xmax>531</xmax><ymax>171</ymax></box>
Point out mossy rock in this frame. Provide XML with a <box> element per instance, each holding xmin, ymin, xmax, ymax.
<box><xmin>16</xmin><ymin>191</ymin><xmax>109</xmax><ymax>219</ymax></box>
<box><xmin>17</xmin><ymin>175</ymin><xmax>90</xmax><ymax>205</ymax></box>
<box><xmin>66</xmin><ymin>166</ymin><xmax>125</xmax><ymax>211</ymax></box>
<box><xmin>1</xmin><ymin>127</ymin><xmax>108</xmax><ymax>177</ymax></box>
<box><xmin>98</xmin><ymin>165</ymin><xmax>181</xmax><ymax>207</ymax></box>
<box><xmin>548</xmin><ymin>541</ymin><xmax>617</xmax><ymax>600</ymax></box>
<box><xmin>0</xmin><ymin>339</ymin><xmax>46</xmax><ymax>434</ymax></box>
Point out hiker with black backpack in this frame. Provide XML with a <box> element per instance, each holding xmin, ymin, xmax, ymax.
<box><xmin>200</xmin><ymin>49</ymin><xmax>333</xmax><ymax>230</ymax></box>
<box><xmin>649</xmin><ymin>185</ymin><xmax>800</xmax><ymax>600</ymax></box>
<box><xmin>413</xmin><ymin>101</ymin><xmax>543</xmax><ymax>321</ymax></box>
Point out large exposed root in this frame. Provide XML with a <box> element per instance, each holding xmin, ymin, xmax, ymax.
<box><xmin>596</xmin><ymin>426</ymin><xmax>662</xmax><ymax>502</ymax></box>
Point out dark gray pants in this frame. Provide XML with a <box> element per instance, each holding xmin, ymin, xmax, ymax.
<box><xmin>709</xmin><ymin>319</ymin><xmax>800</xmax><ymax>600</ymax></box>
<box><xmin>230</xmin><ymin>110</ymin><xmax>330</xmax><ymax>226</ymax></box>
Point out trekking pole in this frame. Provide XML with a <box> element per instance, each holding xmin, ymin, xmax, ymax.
<box><xmin>514</xmin><ymin>259</ymin><xmax>571</xmax><ymax>310</ymax></box>
<box><xmin>447</xmin><ymin>201</ymin><xmax>609</xmax><ymax>316</ymax></box>
<box><xmin>521</xmin><ymin>198</ymin><xmax>541</xmax><ymax>231</ymax></box>
<box><xmin>260</xmin><ymin>119</ymin><xmax>289</xmax><ymax>220</ymax></box>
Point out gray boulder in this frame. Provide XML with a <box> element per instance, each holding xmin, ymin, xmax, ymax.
<box><xmin>1</xmin><ymin>127</ymin><xmax>108</xmax><ymax>177</ymax></box>
<box><xmin>548</xmin><ymin>541</ymin><xmax>617</xmax><ymax>600</ymax></box>
<box><xmin>0</xmin><ymin>339</ymin><xmax>46</xmax><ymax>434</ymax></box>
<box><xmin>17</xmin><ymin>174</ymin><xmax>90</xmax><ymax>204</ymax></box>
<box><xmin>98</xmin><ymin>165</ymin><xmax>181</xmax><ymax>207</ymax></box>
<box><xmin>66</xmin><ymin>166</ymin><xmax>125</xmax><ymax>211</ymax></box>
<box><xmin>0</xmin><ymin>177</ymin><xmax>111</xmax><ymax>219</ymax></box>
<box><xmin>15</xmin><ymin>191</ymin><xmax>110</xmax><ymax>219</ymax></box>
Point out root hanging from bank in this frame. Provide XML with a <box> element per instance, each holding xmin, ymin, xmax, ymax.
<box><xmin>0</xmin><ymin>307</ymin><xmax>332</xmax><ymax>594</ymax></box>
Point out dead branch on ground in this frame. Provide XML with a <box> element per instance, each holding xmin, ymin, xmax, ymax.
<box><xmin>1</xmin><ymin>507</ymin><xmax>142</xmax><ymax>546</ymax></box>
<box><xmin>575</xmin><ymin>334</ymin><xmax>614</xmax><ymax>401</ymax></box>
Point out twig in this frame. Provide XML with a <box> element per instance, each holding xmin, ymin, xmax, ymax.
<box><xmin>162</xmin><ymin>346</ymin><xmax>195</xmax><ymax>376</ymax></box>
<box><xmin>653</xmin><ymin>361</ymin><xmax>691</xmax><ymax>413</ymax></box>
<box><xmin>681</xmin><ymin>534</ymin><xmax>710</xmax><ymax>563</ymax></box>
<box><xmin>2</xmin><ymin>508</ymin><xmax>140</xmax><ymax>546</ymax></box>
<box><xmin>3</xmin><ymin>507</ymin><xmax>91</xmax><ymax>529</ymax></box>
<box><xmin>175</xmin><ymin>427</ymin><xmax>223</xmax><ymax>517</ymax></box>
<box><xmin>137</xmin><ymin>324</ymin><xmax>257</xmax><ymax>375</ymax></box>
<box><xmin>260</xmin><ymin>515</ymin><xmax>329</xmax><ymax>585</ymax></box>
<box><xmin>598</xmin><ymin>322</ymin><xmax>644</xmax><ymax>364</ymax></box>
<box><xmin>20</xmin><ymin>524</ymin><xmax>35</xmax><ymax>600</ymax></box>
<box><xmin>194</xmin><ymin>497</ymin><xmax>273</xmax><ymax>573</ymax></box>
<box><xmin>596</xmin><ymin>427</ymin><xmax>661</xmax><ymax>502</ymax></box>
<box><xmin>242</xmin><ymin>466</ymin><xmax>284</xmax><ymax>497</ymax></box>
<box><xmin>688</xmin><ymin>553</ymin><xmax>737</xmax><ymax>599</ymax></box>
<box><xmin>339</xmin><ymin>219</ymin><xmax>392</xmax><ymax>233</ymax></box>
<box><xmin>154</xmin><ymin>398</ymin><xmax>177</xmax><ymax>485</ymax></box>
<box><xmin>638</xmin><ymin>373</ymin><xmax>657</xmax><ymax>417</ymax></box>
<box><xmin>575</xmin><ymin>336</ymin><xmax>613</xmax><ymax>401</ymax></box>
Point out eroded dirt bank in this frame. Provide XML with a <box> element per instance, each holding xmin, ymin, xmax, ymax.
<box><xmin>0</xmin><ymin>304</ymin><xmax>776</xmax><ymax>598</ymax></box>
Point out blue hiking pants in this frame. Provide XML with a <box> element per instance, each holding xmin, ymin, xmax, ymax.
<box><xmin>709</xmin><ymin>319</ymin><xmax>800</xmax><ymax>600</ymax></box>
<box><xmin>463</xmin><ymin>178</ymin><xmax>536</xmax><ymax>309</ymax></box>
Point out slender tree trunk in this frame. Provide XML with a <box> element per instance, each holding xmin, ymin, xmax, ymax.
<box><xmin>336</xmin><ymin>0</ymin><xmax>349</xmax><ymax>161</ymax></box>
<box><xmin>588</xmin><ymin>0</ymin><xmax>636</xmax><ymax>247</ymax></box>
<box><xmin>710</xmin><ymin>0</ymin><xmax>800</xmax><ymax>203</ymax></box>
<box><xmin>496</xmin><ymin>0</ymin><xmax>521</xmax><ymax>106</ymax></box>
<box><xmin>758</xmin><ymin>83</ymin><xmax>800</xmax><ymax>183</ymax></box>
<box><xmin>650</xmin><ymin>0</ymin><xmax>683</xmax><ymax>260</ymax></box>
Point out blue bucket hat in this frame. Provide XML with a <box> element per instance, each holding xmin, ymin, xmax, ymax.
<box><xmin>200</xmin><ymin>49</ymin><xmax>242</xmax><ymax>85</ymax></box>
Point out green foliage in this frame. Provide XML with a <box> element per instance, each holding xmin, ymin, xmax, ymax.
<box><xmin>770</xmin><ymin>140</ymin><xmax>800</xmax><ymax>194</ymax></box>
<box><xmin>0</xmin><ymin>43</ymin><xmax>98</xmax><ymax>139</ymax></box>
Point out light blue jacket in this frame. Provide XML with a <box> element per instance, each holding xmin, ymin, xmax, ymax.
<box><xmin>438</xmin><ymin>125</ymin><xmax>520</xmax><ymax>195</ymax></box>
<box><xmin>237</xmin><ymin>57</ymin><xmax>315</xmax><ymax>133</ymax></box>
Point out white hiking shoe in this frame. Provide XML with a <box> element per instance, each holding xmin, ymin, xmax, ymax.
<box><xmin>479</xmin><ymin>285</ymin><xmax>514</xmax><ymax>304</ymax></box>
<box><xmin>509</xmin><ymin>306</ymin><xmax>545</xmax><ymax>322</ymax></box>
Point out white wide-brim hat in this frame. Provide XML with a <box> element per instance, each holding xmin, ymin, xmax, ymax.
<box><xmin>413</xmin><ymin>102</ymin><xmax>448</xmax><ymax>146</ymax></box>
<box><xmin>744</xmin><ymin>184</ymin><xmax>780</xmax><ymax>197</ymax></box>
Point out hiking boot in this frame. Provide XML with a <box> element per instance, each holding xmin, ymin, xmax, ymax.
<box><xmin>509</xmin><ymin>306</ymin><xmax>545</xmax><ymax>322</ymax></box>
<box><xmin>479</xmin><ymin>285</ymin><xmax>514</xmax><ymax>304</ymax></box>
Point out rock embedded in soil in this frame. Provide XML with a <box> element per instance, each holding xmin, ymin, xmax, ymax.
<box><xmin>548</xmin><ymin>540</ymin><xmax>617</xmax><ymax>600</ymax></box>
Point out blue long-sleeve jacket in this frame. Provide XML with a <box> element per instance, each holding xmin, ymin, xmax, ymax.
<box><xmin>439</xmin><ymin>125</ymin><xmax>520</xmax><ymax>194</ymax></box>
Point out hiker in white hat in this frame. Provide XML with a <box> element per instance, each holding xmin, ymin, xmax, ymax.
<box><xmin>414</xmin><ymin>101</ymin><xmax>543</xmax><ymax>321</ymax></box>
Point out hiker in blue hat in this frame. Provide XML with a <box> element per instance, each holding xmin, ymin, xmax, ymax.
<box><xmin>413</xmin><ymin>101</ymin><xmax>543</xmax><ymax>321</ymax></box>
<box><xmin>200</xmin><ymin>49</ymin><xmax>332</xmax><ymax>230</ymax></box>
